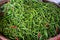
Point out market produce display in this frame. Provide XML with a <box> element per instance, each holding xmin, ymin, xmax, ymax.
<box><xmin>0</xmin><ymin>0</ymin><xmax>60</xmax><ymax>40</ymax></box>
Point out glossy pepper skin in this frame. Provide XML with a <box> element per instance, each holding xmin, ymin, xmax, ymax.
<box><xmin>0</xmin><ymin>35</ymin><xmax>9</xmax><ymax>40</ymax></box>
<box><xmin>41</xmin><ymin>0</ymin><xmax>60</xmax><ymax>7</ymax></box>
<box><xmin>48</xmin><ymin>34</ymin><xmax>60</xmax><ymax>40</ymax></box>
